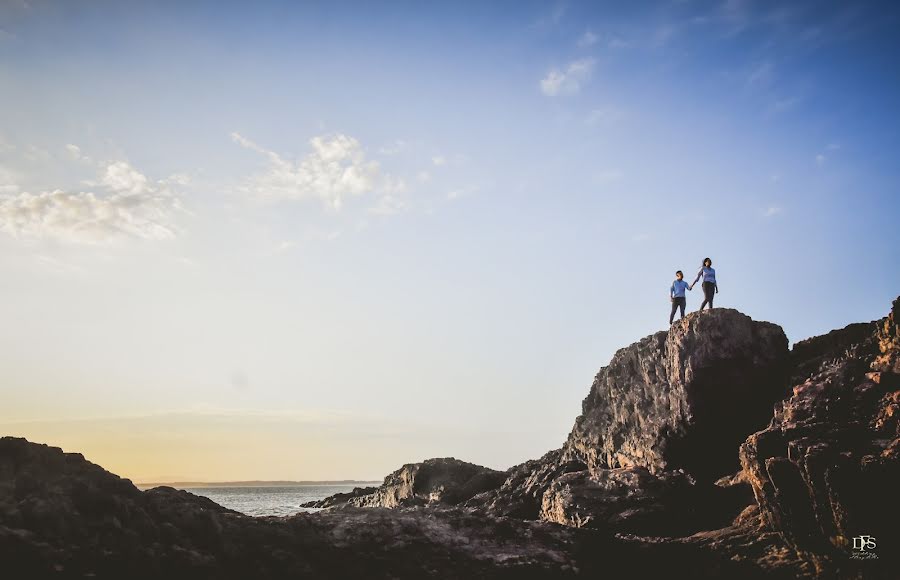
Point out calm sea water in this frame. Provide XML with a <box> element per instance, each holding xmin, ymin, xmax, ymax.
<box><xmin>181</xmin><ymin>484</ymin><xmax>379</xmax><ymax>517</ymax></box>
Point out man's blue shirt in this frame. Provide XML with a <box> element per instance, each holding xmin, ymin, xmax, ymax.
<box><xmin>671</xmin><ymin>279</ymin><xmax>690</xmax><ymax>298</ymax></box>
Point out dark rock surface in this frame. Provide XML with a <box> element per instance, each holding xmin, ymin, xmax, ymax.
<box><xmin>298</xmin><ymin>485</ymin><xmax>377</xmax><ymax>508</ymax></box>
<box><xmin>740</xmin><ymin>297</ymin><xmax>900</xmax><ymax>577</ymax></box>
<box><xmin>4</xmin><ymin>299</ymin><xmax>899</xmax><ymax>578</ymax></box>
<box><xmin>464</xmin><ymin>448</ymin><xmax>587</xmax><ymax>519</ymax></box>
<box><xmin>0</xmin><ymin>437</ymin><xmax>796</xmax><ymax>579</ymax></box>
<box><xmin>539</xmin><ymin>467</ymin><xmax>704</xmax><ymax>534</ymax></box>
<box><xmin>302</xmin><ymin>457</ymin><xmax>507</xmax><ymax>509</ymax></box>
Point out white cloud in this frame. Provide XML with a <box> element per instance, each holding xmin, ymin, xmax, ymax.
<box><xmin>763</xmin><ymin>206</ymin><xmax>782</xmax><ymax>217</ymax></box>
<box><xmin>101</xmin><ymin>160</ymin><xmax>149</xmax><ymax>194</ymax></box>
<box><xmin>232</xmin><ymin>132</ymin><xmax>381</xmax><ymax>210</ymax></box>
<box><xmin>578</xmin><ymin>31</ymin><xmax>598</xmax><ymax>47</ymax></box>
<box><xmin>815</xmin><ymin>154</ymin><xmax>825</xmax><ymax>166</ymax></box>
<box><xmin>369</xmin><ymin>194</ymin><xmax>407</xmax><ymax>215</ymax></box>
<box><xmin>540</xmin><ymin>59</ymin><xmax>595</xmax><ymax>96</ymax></box>
<box><xmin>65</xmin><ymin>144</ymin><xmax>82</xmax><ymax>159</ymax></box>
<box><xmin>0</xmin><ymin>160</ymin><xmax>182</xmax><ymax>243</ymax></box>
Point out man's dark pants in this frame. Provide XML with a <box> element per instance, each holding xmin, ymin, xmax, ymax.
<box><xmin>670</xmin><ymin>297</ymin><xmax>686</xmax><ymax>324</ymax></box>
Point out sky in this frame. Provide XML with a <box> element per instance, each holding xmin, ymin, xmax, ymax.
<box><xmin>1</xmin><ymin>0</ymin><xmax>898</xmax><ymax>482</ymax></box>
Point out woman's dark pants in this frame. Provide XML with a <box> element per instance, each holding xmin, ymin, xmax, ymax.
<box><xmin>700</xmin><ymin>282</ymin><xmax>715</xmax><ymax>310</ymax></box>
<box><xmin>670</xmin><ymin>297</ymin><xmax>686</xmax><ymax>323</ymax></box>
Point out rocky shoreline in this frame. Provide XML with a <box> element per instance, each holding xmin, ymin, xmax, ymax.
<box><xmin>2</xmin><ymin>299</ymin><xmax>897</xmax><ymax>578</ymax></box>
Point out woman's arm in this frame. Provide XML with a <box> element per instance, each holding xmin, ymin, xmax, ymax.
<box><xmin>690</xmin><ymin>270</ymin><xmax>702</xmax><ymax>289</ymax></box>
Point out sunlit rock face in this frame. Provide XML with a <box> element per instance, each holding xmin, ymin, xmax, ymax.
<box><xmin>562</xmin><ymin>308</ymin><xmax>790</xmax><ymax>481</ymax></box>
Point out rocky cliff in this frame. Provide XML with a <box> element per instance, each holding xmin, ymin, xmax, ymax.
<box><xmin>3</xmin><ymin>300</ymin><xmax>898</xmax><ymax>579</ymax></box>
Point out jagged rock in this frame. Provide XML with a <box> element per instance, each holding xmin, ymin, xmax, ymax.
<box><xmin>740</xmin><ymin>296</ymin><xmax>900</xmax><ymax>576</ymax></box>
<box><xmin>305</xmin><ymin>457</ymin><xmax>507</xmax><ymax>509</ymax></box>
<box><xmin>299</xmin><ymin>486</ymin><xmax>377</xmax><ymax>508</ymax></box>
<box><xmin>464</xmin><ymin>449</ymin><xmax>587</xmax><ymax>519</ymax></box>
<box><xmin>540</xmin><ymin>467</ymin><xmax>696</xmax><ymax>534</ymax></box>
<box><xmin>562</xmin><ymin>308</ymin><xmax>789</xmax><ymax>481</ymax></box>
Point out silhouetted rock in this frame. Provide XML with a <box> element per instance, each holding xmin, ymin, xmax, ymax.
<box><xmin>304</xmin><ymin>457</ymin><xmax>507</xmax><ymax>509</ymax></box>
<box><xmin>298</xmin><ymin>485</ymin><xmax>377</xmax><ymax>508</ymax></box>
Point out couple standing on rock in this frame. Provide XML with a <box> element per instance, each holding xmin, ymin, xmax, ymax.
<box><xmin>669</xmin><ymin>257</ymin><xmax>719</xmax><ymax>324</ymax></box>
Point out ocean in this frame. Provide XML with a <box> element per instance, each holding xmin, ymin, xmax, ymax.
<box><xmin>172</xmin><ymin>484</ymin><xmax>379</xmax><ymax>517</ymax></box>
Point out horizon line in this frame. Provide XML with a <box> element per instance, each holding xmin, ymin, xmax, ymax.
<box><xmin>135</xmin><ymin>479</ymin><xmax>384</xmax><ymax>489</ymax></box>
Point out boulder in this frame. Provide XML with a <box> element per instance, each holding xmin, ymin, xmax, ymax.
<box><xmin>563</xmin><ymin>308</ymin><xmax>789</xmax><ymax>481</ymax></box>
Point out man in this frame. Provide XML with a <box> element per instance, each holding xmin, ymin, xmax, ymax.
<box><xmin>669</xmin><ymin>270</ymin><xmax>691</xmax><ymax>324</ymax></box>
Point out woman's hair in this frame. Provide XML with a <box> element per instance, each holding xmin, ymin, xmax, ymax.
<box><xmin>703</xmin><ymin>257</ymin><xmax>712</xmax><ymax>266</ymax></box>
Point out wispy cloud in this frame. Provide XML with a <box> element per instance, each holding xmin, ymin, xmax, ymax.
<box><xmin>0</xmin><ymin>157</ymin><xmax>183</xmax><ymax>243</ymax></box>
<box><xmin>585</xmin><ymin>107</ymin><xmax>624</xmax><ymax>126</ymax></box>
<box><xmin>765</xmin><ymin>96</ymin><xmax>802</xmax><ymax>116</ymax></box>
<box><xmin>763</xmin><ymin>206</ymin><xmax>782</xmax><ymax>217</ymax></box>
<box><xmin>746</xmin><ymin>61</ymin><xmax>774</xmax><ymax>87</ymax></box>
<box><xmin>540</xmin><ymin>58</ymin><xmax>595</xmax><ymax>96</ymax></box>
<box><xmin>232</xmin><ymin>132</ymin><xmax>383</xmax><ymax>210</ymax></box>
<box><xmin>577</xmin><ymin>30</ymin><xmax>598</xmax><ymax>47</ymax></box>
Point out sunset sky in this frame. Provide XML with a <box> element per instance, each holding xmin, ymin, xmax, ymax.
<box><xmin>1</xmin><ymin>0</ymin><xmax>899</xmax><ymax>482</ymax></box>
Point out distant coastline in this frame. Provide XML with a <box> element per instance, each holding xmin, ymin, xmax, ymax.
<box><xmin>136</xmin><ymin>480</ymin><xmax>383</xmax><ymax>490</ymax></box>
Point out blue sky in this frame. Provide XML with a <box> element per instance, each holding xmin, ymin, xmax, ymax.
<box><xmin>1</xmin><ymin>0</ymin><xmax>898</xmax><ymax>481</ymax></box>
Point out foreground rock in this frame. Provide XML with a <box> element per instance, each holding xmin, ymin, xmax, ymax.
<box><xmin>741</xmin><ymin>297</ymin><xmax>900</xmax><ymax>575</ymax></box>
<box><xmin>0</xmin><ymin>437</ymin><xmax>801</xmax><ymax>579</ymax></box>
<box><xmin>302</xmin><ymin>457</ymin><xmax>507</xmax><ymax>509</ymax></box>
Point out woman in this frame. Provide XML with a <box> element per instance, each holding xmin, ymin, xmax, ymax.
<box><xmin>690</xmin><ymin>257</ymin><xmax>718</xmax><ymax>311</ymax></box>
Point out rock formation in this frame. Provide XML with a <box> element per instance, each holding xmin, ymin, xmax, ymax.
<box><xmin>3</xmin><ymin>298</ymin><xmax>898</xmax><ymax>578</ymax></box>
<box><xmin>740</xmin><ymin>297</ymin><xmax>900</xmax><ymax>576</ymax></box>
<box><xmin>562</xmin><ymin>308</ymin><xmax>789</xmax><ymax>480</ymax></box>
<box><xmin>301</xmin><ymin>457</ymin><xmax>506</xmax><ymax>509</ymax></box>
